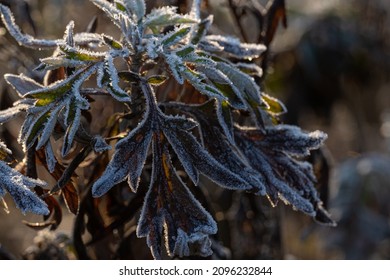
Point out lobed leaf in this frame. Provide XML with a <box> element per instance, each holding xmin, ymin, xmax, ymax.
<box><xmin>137</xmin><ymin>135</ymin><xmax>216</xmax><ymax>258</ymax></box>
<box><xmin>234</xmin><ymin>126</ymin><xmax>331</xmax><ymax>218</ymax></box>
<box><xmin>261</xmin><ymin>125</ymin><xmax>327</xmax><ymax>157</ymax></box>
<box><xmin>161</xmin><ymin>114</ymin><xmax>253</xmax><ymax>191</ymax></box>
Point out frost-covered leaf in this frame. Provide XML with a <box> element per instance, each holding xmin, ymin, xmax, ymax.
<box><xmin>64</xmin><ymin>21</ymin><xmax>75</xmax><ymax>47</ymax></box>
<box><xmin>38</xmin><ymin>56</ymin><xmax>86</xmax><ymax>71</ymax></box>
<box><xmin>21</xmin><ymin>106</ymin><xmax>52</xmax><ymax>150</ymax></box>
<box><xmin>183</xmin><ymin>68</ymin><xmax>226</xmax><ymax>100</ymax></box>
<box><xmin>59</xmin><ymin>44</ymin><xmax>105</xmax><ymax>62</ymax></box>
<box><xmin>261</xmin><ymin>125</ymin><xmax>327</xmax><ymax>157</ymax></box>
<box><xmin>161</xmin><ymin>26</ymin><xmax>191</xmax><ymax>47</ymax></box>
<box><xmin>235</xmin><ymin>126</ymin><xmax>330</xmax><ymax>217</ymax></box>
<box><xmin>4</xmin><ymin>74</ymin><xmax>44</xmax><ymax>97</ymax></box>
<box><xmin>102</xmin><ymin>34</ymin><xmax>123</xmax><ymax>50</ymax></box>
<box><xmin>92</xmin><ymin>135</ymin><xmax>112</xmax><ymax>153</ymax></box>
<box><xmin>0</xmin><ymin>4</ymin><xmax>59</xmax><ymax>49</ymax></box>
<box><xmin>99</xmin><ymin>56</ymin><xmax>132</xmax><ymax>102</ymax></box>
<box><xmin>0</xmin><ymin>161</ymin><xmax>49</xmax><ymax>215</ymax></box>
<box><xmin>137</xmin><ymin>135</ymin><xmax>216</xmax><ymax>259</ymax></box>
<box><xmin>191</xmin><ymin>16</ymin><xmax>213</xmax><ymax>45</ymax></box>
<box><xmin>74</xmin><ymin>32</ymin><xmax>102</xmax><ymax>46</ymax></box>
<box><xmin>164</xmin><ymin>53</ymin><xmax>185</xmax><ymax>84</ymax></box>
<box><xmin>62</xmin><ymin>100</ymin><xmax>82</xmax><ymax>156</ymax></box>
<box><xmin>90</xmin><ymin>0</ymin><xmax>124</xmax><ymax>19</ymax></box>
<box><xmin>0</xmin><ymin>101</ymin><xmax>31</xmax><ymax>124</ymax></box>
<box><xmin>45</xmin><ymin>142</ymin><xmax>57</xmax><ymax>173</ymax></box>
<box><xmin>123</xmin><ymin>0</ymin><xmax>146</xmax><ymax>22</ymax></box>
<box><xmin>175</xmin><ymin>45</ymin><xmax>196</xmax><ymax>58</ymax></box>
<box><xmin>197</xmin><ymin>66</ymin><xmax>246</xmax><ymax>110</ymax></box>
<box><xmin>216</xmin><ymin>62</ymin><xmax>262</xmax><ymax>105</ymax></box>
<box><xmin>12</xmin><ymin>66</ymin><xmax>96</xmax><ymax>152</ymax></box>
<box><xmin>36</xmin><ymin>105</ymin><xmax>62</xmax><ymax>150</ymax></box>
<box><xmin>90</xmin><ymin>0</ymin><xmax>136</xmax><ymax>43</ymax></box>
<box><xmin>171</xmin><ymin>100</ymin><xmax>265</xmax><ymax>194</ymax></box>
<box><xmin>92</xmin><ymin>107</ymin><xmax>153</xmax><ymax>196</ymax></box>
<box><xmin>216</xmin><ymin>62</ymin><xmax>265</xmax><ymax>127</ymax></box>
<box><xmin>236</xmin><ymin>63</ymin><xmax>263</xmax><ymax>78</ymax></box>
<box><xmin>144</xmin><ymin>6</ymin><xmax>198</xmax><ymax>32</ymax></box>
<box><xmin>24</xmin><ymin>67</ymin><xmax>87</xmax><ymax>104</ymax></box>
<box><xmin>161</xmin><ymin>114</ymin><xmax>252</xmax><ymax>191</ymax></box>
<box><xmin>204</xmin><ymin>35</ymin><xmax>266</xmax><ymax>59</ymax></box>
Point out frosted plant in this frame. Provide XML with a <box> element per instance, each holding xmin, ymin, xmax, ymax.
<box><xmin>0</xmin><ymin>0</ymin><xmax>334</xmax><ymax>259</ymax></box>
<box><xmin>0</xmin><ymin>141</ymin><xmax>49</xmax><ymax>215</ymax></box>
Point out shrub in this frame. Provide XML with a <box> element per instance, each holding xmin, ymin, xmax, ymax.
<box><xmin>0</xmin><ymin>0</ymin><xmax>334</xmax><ymax>259</ymax></box>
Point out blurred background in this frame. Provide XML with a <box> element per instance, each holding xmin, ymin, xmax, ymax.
<box><xmin>1</xmin><ymin>0</ymin><xmax>390</xmax><ymax>259</ymax></box>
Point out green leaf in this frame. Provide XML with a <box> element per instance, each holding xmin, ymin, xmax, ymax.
<box><xmin>261</xmin><ymin>93</ymin><xmax>287</xmax><ymax>116</ymax></box>
<box><xmin>147</xmin><ymin>75</ymin><xmax>168</xmax><ymax>86</ymax></box>
<box><xmin>162</xmin><ymin>27</ymin><xmax>191</xmax><ymax>47</ymax></box>
<box><xmin>191</xmin><ymin>15</ymin><xmax>213</xmax><ymax>45</ymax></box>
<box><xmin>115</xmin><ymin>2</ymin><xmax>126</xmax><ymax>12</ymax></box>
<box><xmin>175</xmin><ymin>45</ymin><xmax>195</xmax><ymax>58</ymax></box>
<box><xmin>102</xmin><ymin>34</ymin><xmax>123</xmax><ymax>49</ymax></box>
<box><xmin>26</xmin><ymin>111</ymin><xmax>50</xmax><ymax>149</ymax></box>
<box><xmin>59</xmin><ymin>45</ymin><xmax>104</xmax><ymax>62</ymax></box>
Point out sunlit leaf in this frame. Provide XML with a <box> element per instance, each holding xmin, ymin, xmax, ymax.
<box><xmin>147</xmin><ymin>75</ymin><xmax>168</xmax><ymax>86</ymax></box>
<box><xmin>137</xmin><ymin>134</ymin><xmax>216</xmax><ymax>259</ymax></box>
<box><xmin>204</xmin><ymin>35</ymin><xmax>266</xmax><ymax>59</ymax></box>
<box><xmin>144</xmin><ymin>6</ymin><xmax>198</xmax><ymax>32</ymax></box>
<box><xmin>261</xmin><ymin>93</ymin><xmax>287</xmax><ymax>116</ymax></box>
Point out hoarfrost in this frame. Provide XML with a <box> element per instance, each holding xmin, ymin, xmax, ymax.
<box><xmin>204</xmin><ymin>35</ymin><xmax>266</xmax><ymax>59</ymax></box>
<box><xmin>0</xmin><ymin>161</ymin><xmax>49</xmax><ymax>215</ymax></box>
<box><xmin>0</xmin><ymin>4</ymin><xmax>59</xmax><ymax>49</ymax></box>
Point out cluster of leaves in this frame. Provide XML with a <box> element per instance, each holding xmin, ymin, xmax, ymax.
<box><xmin>0</xmin><ymin>0</ymin><xmax>334</xmax><ymax>259</ymax></box>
